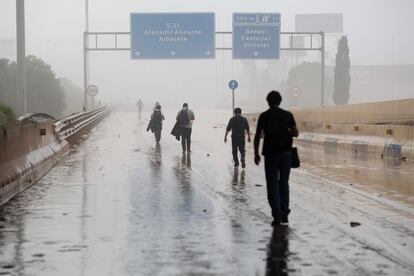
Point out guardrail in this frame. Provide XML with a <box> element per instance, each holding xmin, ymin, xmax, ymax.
<box><xmin>54</xmin><ymin>106</ymin><xmax>108</xmax><ymax>141</ymax></box>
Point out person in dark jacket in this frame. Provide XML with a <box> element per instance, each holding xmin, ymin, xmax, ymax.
<box><xmin>149</xmin><ymin>103</ymin><xmax>165</xmax><ymax>143</ymax></box>
<box><xmin>254</xmin><ymin>91</ymin><xmax>299</xmax><ymax>226</ymax></box>
<box><xmin>136</xmin><ymin>98</ymin><xmax>143</xmax><ymax>119</ymax></box>
<box><xmin>224</xmin><ymin>107</ymin><xmax>251</xmax><ymax>168</ymax></box>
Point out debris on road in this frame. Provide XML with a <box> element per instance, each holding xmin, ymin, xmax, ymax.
<box><xmin>350</xmin><ymin>222</ymin><xmax>361</xmax><ymax>227</ymax></box>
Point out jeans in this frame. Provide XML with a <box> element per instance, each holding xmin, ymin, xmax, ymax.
<box><xmin>264</xmin><ymin>151</ymin><xmax>292</xmax><ymax>219</ymax></box>
<box><xmin>232</xmin><ymin>137</ymin><xmax>245</xmax><ymax>166</ymax></box>
<box><xmin>181</xmin><ymin>127</ymin><xmax>192</xmax><ymax>151</ymax></box>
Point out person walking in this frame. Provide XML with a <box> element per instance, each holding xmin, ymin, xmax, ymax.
<box><xmin>224</xmin><ymin>108</ymin><xmax>251</xmax><ymax>168</ymax></box>
<box><xmin>148</xmin><ymin>103</ymin><xmax>165</xmax><ymax>143</ymax></box>
<box><xmin>176</xmin><ymin>103</ymin><xmax>195</xmax><ymax>152</ymax></box>
<box><xmin>254</xmin><ymin>91</ymin><xmax>299</xmax><ymax>226</ymax></box>
<box><xmin>136</xmin><ymin>98</ymin><xmax>143</xmax><ymax>119</ymax></box>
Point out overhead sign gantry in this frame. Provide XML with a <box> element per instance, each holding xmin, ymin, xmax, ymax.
<box><xmin>83</xmin><ymin>12</ymin><xmax>326</xmax><ymax>108</ymax></box>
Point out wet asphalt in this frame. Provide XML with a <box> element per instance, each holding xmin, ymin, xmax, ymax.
<box><xmin>0</xmin><ymin>109</ymin><xmax>413</xmax><ymax>276</ymax></box>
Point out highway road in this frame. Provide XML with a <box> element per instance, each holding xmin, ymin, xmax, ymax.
<box><xmin>0</xmin><ymin>108</ymin><xmax>413</xmax><ymax>276</ymax></box>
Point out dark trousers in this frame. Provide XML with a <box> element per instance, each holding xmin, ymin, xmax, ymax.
<box><xmin>231</xmin><ymin>138</ymin><xmax>245</xmax><ymax>166</ymax></box>
<box><xmin>181</xmin><ymin>127</ymin><xmax>192</xmax><ymax>151</ymax></box>
<box><xmin>153</xmin><ymin>124</ymin><xmax>162</xmax><ymax>143</ymax></box>
<box><xmin>264</xmin><ymin>151</ymin><xmax>292</xmax><ymax>219</ymax></box>
<box><xmin>154</xmin><ymin>129</ymin><xmax>161</xmax><ymax>142</ymax></box>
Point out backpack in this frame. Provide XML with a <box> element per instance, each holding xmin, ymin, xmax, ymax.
<box><xmin>152</xmin><ymin>110</ymin><xmax>162</xmax><ymax>124</ymax></box>
<box><xmin>179</xmin><ymin>110</ymin><xmax>189</xmax><ymax>126</ymax></box>
<box><xmin>266</xmin><ymin>111</ymin><xmax>292</xmax><ymax>147</ymax></box>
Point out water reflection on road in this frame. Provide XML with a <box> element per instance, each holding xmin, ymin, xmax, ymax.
<box><xmin>299</xmin><ymin>142</ymin><xmax>414</xmax><ymax>206</ymax></box>
<box><xmin>266</xmin><ymin>226</ymin><xmax>289</xmax><ymax>276</ymax></box>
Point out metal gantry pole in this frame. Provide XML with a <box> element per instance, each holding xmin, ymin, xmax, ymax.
<box><xmin>83</xmin><ymin>32</ymin><xmax>88</xmax><ymax>111</ymax></box>
<box><xmin>232</xmin><ymin>89</ymin><xmax>235</xmax><ymax>116</ymax></box>
<box><xmin>16</xmin><ymin>0</ymin><xmax>27</xmax><ymax>114</ymax></box>
<box><xmin>83</xmin><ymin>0</ymin><xmax>89</xmax><ymax>111</ymax></box>
<box><xmin>320</xmin><ymin>31</ymin><xmax>326</xmax><ymax>107</ymax></box>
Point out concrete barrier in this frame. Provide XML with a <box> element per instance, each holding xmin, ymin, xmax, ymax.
<box><xmin>292</xmin><ymin>99</ymin><xmax>414</xmax><ymax>125</ymax></box>
<box><xmin>0</xmin><ymin>107</ymin><xmax>109</xmax><ymax>207</ymax></box>
<box><xmin>0</xmin><ymin>121</ymin><xmax>68</xmax><ymax>206</ymax></box>
<box><xmin>294</xmin><ymin>132</ymin><xmax>414</xmax><ymax>161</ymax></box>
<box><xmin>245</xmin><ymin>99</ymin><xmax>414</xmax><ymax>161</ymax></box>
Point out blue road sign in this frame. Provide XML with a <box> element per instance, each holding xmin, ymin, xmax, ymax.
<box><xmin>130</xmin><ymin>13</ymin><xmax>215</xmax><ymax>59</ymax></box>
<box><xmin>233</xmin><ymin>13</ymin><xmax>281</xmax><ymax>59</ymax></box>
<box><xmin>228</xmin><ymin>80</ymin><xmax>238</xmax><ymax>90</ymax></box>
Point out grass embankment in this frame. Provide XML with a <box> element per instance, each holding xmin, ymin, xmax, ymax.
<box><xmin>0</xmin><ymin>102</ymin><xmax>16</xmax><ymax>129</ymax></box>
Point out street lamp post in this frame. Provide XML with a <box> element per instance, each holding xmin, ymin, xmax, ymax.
<box><xmin>228</xmin><ymin>80</ymin><xmax>238</xmax><ymax>116</ymax></box>
<box><xmin>16</xmin><ymin>0</ymin><xmax>27</xmax><ymax>114</ymax></box>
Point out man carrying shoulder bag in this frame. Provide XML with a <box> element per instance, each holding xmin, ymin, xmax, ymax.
<box><xmin>254</xmin><ymin>90</ymin><xmax>299</xmax><ymax>226</ymax></box>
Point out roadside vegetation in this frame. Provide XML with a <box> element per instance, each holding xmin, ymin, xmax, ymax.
<box><xmin>333</xmin><ymin>36</ymin><xmax>351</xmax><ymax>105</ymax></box>
<box><xmin>1</xmin><ymin>57</ymin><xmax>83</xmax><ymax>119</ymax></box>
<box><xmin>280</xmin><ymin>62</ymin><xmax>334</xmax><ymax>108</ymax></box>
<box><xmin>0</xmin><ymin>102</ymin><xmax>16</xmax><ymax>129</ymax></box>
<box><xmin>0</xmin><ymin>56</ymin><xmax>67</xmax><ymax>118</ymax></box>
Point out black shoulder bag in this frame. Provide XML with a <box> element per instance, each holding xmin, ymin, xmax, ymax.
<box><xmin>291</xmin><ymin>147</ymin><xmax>300</xmax><ymax>168</ymax></box>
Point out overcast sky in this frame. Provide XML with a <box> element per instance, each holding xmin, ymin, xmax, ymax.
<box><xmin>1</xmin><ymin>0</ymin><xmax>413</xmax><ymax>106</ymax></box>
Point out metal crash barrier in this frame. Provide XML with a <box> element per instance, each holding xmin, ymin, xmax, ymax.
<box><xmin>54</xmin><ymin>106</ymin><xmax>108</xmax><ymax>141</ymax></box>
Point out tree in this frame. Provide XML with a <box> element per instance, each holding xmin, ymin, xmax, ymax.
<box><xmin>0</xmin><ymin>56</ymin><xmax>66</xmax><ymax>118</ymax></box>
<box><xmin>280</xmin><ymin>62</ymin><xmax>333</xmax><ymax>108</ymax></box>
<box><xmin>0</xmin><ymin>59</ymin><xmax>17</xmax><ymax>112</ymax></box>
<box><xmin>0</xmin><ymin>101</ymin><xmax>16</xmax><ymax>128</ymax></box>
<box><xmin>25</xmin><ymin>55</ymin><xmax>66</xmax><ymax>117</ymax></box>
<box><xmin>333</xmin><ymin>36</ymin><xmax>351</xmax><ymax>105</ymax></box>
<box><xmin>60</xmin><ymin>78</ymin><xmax>83</xmax><ymax>115</ymax></box>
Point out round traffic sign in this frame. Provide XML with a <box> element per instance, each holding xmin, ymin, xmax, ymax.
<box><xmin>290</xmin><ymin>87</ymin><xmax>301</xmax><ymax>98</ymax></box>
<box><xmin>228</xmin><ymin>80</ymin><xmax>238</xmax><ymax>90</ymax></box>
<box><xmin>87</xmin><ymin>85</ymin><xmax>99</xmax><ymax>97</ymax></box>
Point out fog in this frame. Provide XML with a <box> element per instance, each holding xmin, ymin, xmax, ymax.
<box><xmin>1</xmin><ymin>0</ymin><xmax>414</xmax><ymax>112</ymax></box>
